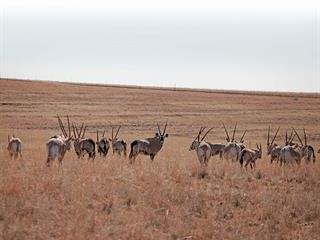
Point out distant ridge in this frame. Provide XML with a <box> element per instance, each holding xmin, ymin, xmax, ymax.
<box><xmin>1</xmin><ymin>77</ymin><xmax>319</xmax><ymax>99</ymax></box>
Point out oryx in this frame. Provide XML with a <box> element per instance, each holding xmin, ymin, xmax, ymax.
<box><xmin>72</xmin><ymin>123</ymin><xmax>96</xmax><ymax>160</ymax></box>
<box><xmin>239</xmin><ymin>144</ymin><xmax>262</xmax><ymax>169</ymax></box>
<box><xmin>222</xmin><ymin>123</ymin><xmax>246</xmax><ymax>162</ymax></box>
<box><xmin>267</xmin><ymin>126</ymin><xmax>282</xmax><ymax>164</ymax></box>
<box><xmin>46</xmin><ymin>115</ymin><xmax>73</xmax><ymax>166</ymax></box>
<box><xmin>96</xmin><ymin>130</ymin><xmax>110</xmax><ymax>158</ymax></box>
<box><xmin>129</xmin><ymin>122</ymin><xmax>168</xmax><ymax>163</ymax></box>
<box><xmin>7</xmin><ymin>134</ymin><xmax>22</xmax><ymax>159</ymax></box>
<box><xmin>279</xmin><ymin>130</ymin><xmax>302</xmax><ymax>166</ymax></box>
<box><xmin>189</xmin><ymin>127</ymin><xmax>213</xmax><ymax>166</ymax></box>
<box><xmin>294</xmin><ymin>128</ymin><xmax>315</xmax><ymax>164</ymax></box>
<box><xmin>109</xmin><ymin>126</ymin><xmax>127</xmax><ymax>157</ymax></box>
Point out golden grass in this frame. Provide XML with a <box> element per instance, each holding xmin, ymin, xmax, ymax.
<box><xmin>0</xmin><ymin>79</ymin><xmax>320</xmax><ymax>239</ymax></box>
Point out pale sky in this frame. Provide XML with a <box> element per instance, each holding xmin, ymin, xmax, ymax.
<box><xmin>0</xmin><ymin>1</ymin><xmax>319</xmax><ymax>92</ymax></box>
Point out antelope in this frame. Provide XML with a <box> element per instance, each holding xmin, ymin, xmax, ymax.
<box><xmin>129</xmin><ymin>122</ymin><xmax>168</xmax><ymax>163</ymax></box>
<box><xmin>294</xmin><ymin>129</ymin><xmax>315</xmax><ymax>164</ymax></box>
<box><xmin>109</xmin><ymin>126</ymin><xmax>127</xmax><ymax>157</ymax></box>
<box><xmin>267</xmin><ymin>126</ymin><xmax>282</xmax><ymax>164</ymax></box>
<box><xmin>239</xmin><ymin>144</ymin><xmax>262</xmax><ymax>169</ymax></box>
<box><xmin>222</xmin><ymin>123</ymin><xmax>246</xmax><ymax>162</ymax></box>
<box><xmin>279</xmin><ymin>130</ymin><xmax>302</xmax><ymax>166</ymax></box>
<box><xmin>7</xmin><ymin>134</ymin><xmax>22</xmax><ymax>159</ymax></box>
<box><xmin>72</xmin><ymin>123</ymin><xmax>96</xmax><ymax>160</ymax></box>
<box><xmin>189</xmin><ymin>127</ymin><xmax>213</xmax><ymax>166</ymax></box>
<box><xmin>96</xmin><ymin>130</ymin><xmax>110</xmax><ymax>158</ymax></box>
<box><xmin>46</xmin><ymin>115</ymin><xmax>73</xmax><ymax>166</ymax></box>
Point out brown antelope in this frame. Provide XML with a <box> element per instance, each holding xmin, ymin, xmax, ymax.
<box><xmin>267</xmin><ymin>126</ymin><xmax>282</xmax><ymax>164</ymax></box>
<box><xmin>189</xmin><ymin>127</ymin><xmax>213</xmax><ymax>166</ymax></box>
<box><xmin>109</xmin><ymin>126</ymin><xmax>127</xmax><ymax>157</ymax></box>
<box><xmin>293</xmin><ymin>128</ymin><xmax>315</xmax><ymax>164</ymax></box>
<box><xmin>222</xmin><ymin>123</ymin><xmax>246</xmax><ymax>162</ymax></box>
<box><xmin>7</xmin><ymin>134</ymin><xmax>22</xmax><ymax>159</ymax></box>
<box><xmin>239</xmin><ymin>144</ymin><xmax>262</xmax><ymax>169</ymax></box>
<box><xmin>72</xmin><ymin>123</ymin><xmax>96</xmax><ymax>160</ymax></box>
<box><xmin>46</xmin><ymin>115</ymin><xmax>73</xmax><ymax>166</ymax></box>
<box><xmin>129</xmin><ymin>122</ymin><xmax>168</xmax><ymax>163</ymax></box>
<box><xmin>96</xmin><ymin>130</ymin><xmax>110</xmax><ymax>158</ymax></box>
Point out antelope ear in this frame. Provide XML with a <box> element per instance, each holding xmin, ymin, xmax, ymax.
<box><xmin>165</xmin><ymin>133</ymin><xmax>169</xmax><ymax>138</ymax></box>
<box><xmin>155</xmin><ymin>133</ymin><xmax>159</xmax><ymax>137</ymax></box>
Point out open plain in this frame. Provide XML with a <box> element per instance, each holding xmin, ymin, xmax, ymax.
<box><xmin>0</xmin><ymin>79</ymin><xmax>320</xmax><ymax>240</ymax></box>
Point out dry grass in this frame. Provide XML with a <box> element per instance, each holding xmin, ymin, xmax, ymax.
<box><xmin>0</xmin><ymin>79</ymin><xmax>320</xmax><ymax>239</ymax></box>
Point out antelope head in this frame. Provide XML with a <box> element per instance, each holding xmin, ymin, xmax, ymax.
<box><xmin>256</xmin><ymin>143</ymin><xmax>262</xmax><ymax>159</ymax></box>
<box><xmin>72</xmin><ymin>122</ymin><xmax>86</xmax><ymax>154</ymax></box>
<box><xmin>109</xmin><ymin>126</ymin><xmax>122</xmax><ymax>143</ymax></box>
<box><xmin>155</xmin><ymin>121</ymin><xmax>169</xmax><ymax>144</ymax></box>
<box><xmin>57</xmin><ymin>115</ymin><xmax>73</xmax><ymax>150</ymax></box>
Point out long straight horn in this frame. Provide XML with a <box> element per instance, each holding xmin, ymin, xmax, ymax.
<box><xmin>163</xmin><ymin>120</ymin><xmax>168</xmax><ymax>135</ymax></box>
<box><xmin>293</xmin><ymin>128</ymin><xmax>303</xmax><ymax>146</ymax></box>
<box><xmin>285</xmin><ymin>131</ymin><xmax>288</xmax><ymax>145</ymax></box>
<box><xmin>75</xmin><ymin>124</ymin><xmax>80</xmax><ymax>138</ymax></box>
<box><xmin>267</xmin><ymin>126</ymin><xmax>270</xmax><ymax>145</ymax></box>
<box><xmin>57</xmin><ymin>115</ymin><xmax>67</xmax><ymax>137</ymax></box>
<box><xmin>102</xmin><ymin>130</ymin><xmax>105</xmax><ymax>138</ymax></box>
<box><xmin>240</xmin><ymin>130</ymin><xmax>247</xmax><ymax>142</ymax></box>
<box><xmin>78</xmin><ymin>123</ymin><xmax>84</xmax><ymax>138</ymax></box>
<box><xmin>231</xmin><ymin>123</ymin><xmax>237</xmax><ymax>141</ymax></box>
<box><xmin>288</xmin><ymin>129</ymin><xmax>294</xmax><ymax>144</ymax></box>
<box><xmin>201</xmin><ymin>127</ymin><xmax>213</xmax><ymax>141</ymax></box>
<box><xmin>303</xmin><ymin>128</ymin><xmax>307</xmax><ymax>145</ymax></box>
<box><xmin>222</xmin><ymin>122</ymin><xmax>230</xmax><ymax>142</ymax></box>
<box><xmin>111</xmin><ymin>127</ymin><xmax>114</xmax><ymax>139</ymax></box>
<box><xmin>67</xmin><ymin>115</ymin><xmax>71</xmax><ymax>137</ymax></box>
<box><xmin>156</xmin><ymin>122</ymin><xmax>162</xmax><ymax>135</ymax></box>
<box><xmin>72</xmin><ymin>123</ymin><xmax>77</xmax><ymax>139</ymax></box>
<box><xmin>82</xmin><ymin>126</ymin><xmax>87</xmax><ymax>139</ymax></box>
<box><xmin>270</xmin><ymin>126</ymin><xmax>280</xmax><ymax>145</ymax></box>
<box><xmin>97</xmin><ymin>130</ymin><xmax>99</xmax><ymax>142</ymax></box>
<box><xmin>115</xmin><ymin>126</ymin><xmax>121</xmax><ymax>138</ymax></box>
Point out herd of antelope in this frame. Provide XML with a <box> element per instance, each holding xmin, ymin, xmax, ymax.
<box><xmin>4</xmin><ymin>116</ymin><xmax>320</xmax><ymax>169</ymax></box>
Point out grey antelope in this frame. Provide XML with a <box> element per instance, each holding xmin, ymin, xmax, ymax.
<box><xmin>279</xmin><ymin>130</ymin><xmax>302</xmax><ymax>166</ymax></box>
<box><xmin>72</xmin><ymin>123</ymin><xmax>96</xmax><ymax>160</ymax></box>
<box><xmin>293</xmin><ymin>128</ymin><xmax>315</xmax><ymax>164</ymax></box>
<box><xmin>129</xmin><ymin>122</ymin><xmax>168</xmax><ymax>163</ymax></box>
<box><xmin>239</xmin><ymin>144</ymin><xmax>262</xmax><ymax>169</ymax></box>
<box><xmin>46</xmin><ymin>115</ymin><xmax>73</xmax><ymax>166</ymax></box>
<box><xmin>189</xmin><ymin>127</ymin><xmax>213</xmax><ymax>166</ymax></box>
<box><xmin>222</xmin><ymin>123</ymin><xmax>246</xmax><ymax>162</ymax></box>
<box><xmin>109</xmin><ymin>126</ymin><xmax>127</xmax><ymax>157</ymax></box>
<box><xmin>7</xmin><ymin>134</ymin><xmax>22</xmax><ymax>159</ymax></box>
<box><xmin>96</xmin><ymin>130</ymin><xmax>110</xmax><ymax>157</ymax></box>
<box><xmin>267</xmin><ymin>126</ymin><xmax>282</xmax><ymax>164</ymax></box>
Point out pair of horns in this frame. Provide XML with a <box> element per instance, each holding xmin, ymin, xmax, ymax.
<box><xmin>285</xmin><ymin>129</ymin><xmax>296</xmax><ymax>145</ymax></box>
<box><xmin>156</xmin><ymin>121</ymin><xmax>168</xmax><ymax>136</ymax></box>
<box><xmin>57</xmin><ymin>115</ymin><xmax>71</xmax><ymax>138</ymax></box>
<box><xmin>194</xmin><ymin>127</ymin><xmax>213</xmax><ymax>142</ymax></box>
<box><xmin>267</xmin><ymin>126</ymin><xmax>280</xmax><ymax>145</ymax></box>
<box><xmin>97</xmin><ymin>130</ymin><xmax>106</xmax><ymax>141</ymax></box>
<box><xmin>292</xmin><ymin>128</ymin><xmax>307</xmax><ymax>146</ymax></box>
<box><xmin>111</xmin><ymin>126</ymin><xmax>121</xmax><ymax>140</ymax></box>
<box><xmin>222</xmin><ymin>122</ymin><xmax>246</xmax><ymax>142</ymax></box>
<box><xmin>72</xmin><ymin>122</ymin><xmax>86</xmax><ymax>139</ymax></box>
